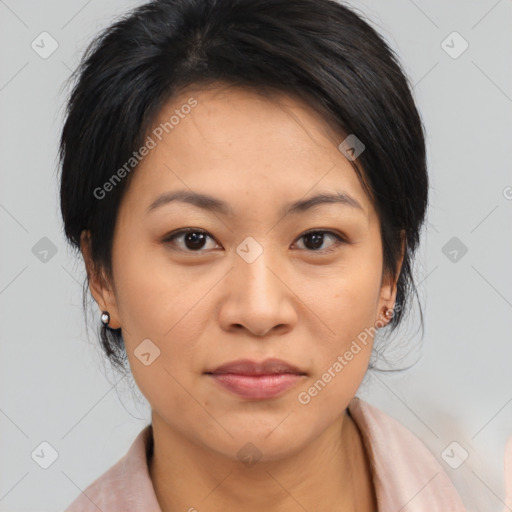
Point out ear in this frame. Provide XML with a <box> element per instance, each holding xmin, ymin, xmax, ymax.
<box><xmin>80</xmin><ymin>230</ymin><xmax>121</xmax><ymax>329</ymax></box>
<box><xmin>376</xmin><ymin>231</ymin><xmax>406</xmax><ymax>327</ymax></box>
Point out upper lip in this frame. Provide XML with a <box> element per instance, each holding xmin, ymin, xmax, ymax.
<box><xmin>205</xmin><ymin>358</ymin><xmax>307</xmax><ymax>376</ymax></box>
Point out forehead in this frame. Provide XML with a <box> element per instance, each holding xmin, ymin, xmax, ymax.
<box><xmin>153</xmin><ymin>83</ymin><xmax>346</xmax><ymax>156</ymax></box>
<box><xmin>120</xmin><ymin>83</ymin><xmax>373</xmax><ymax>220</ymax></box>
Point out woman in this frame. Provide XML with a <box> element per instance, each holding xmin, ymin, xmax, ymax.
<box><xmin>59</xmin><ymin>0</ymin><xmax>474</xmax><ymax>510</ymax></box>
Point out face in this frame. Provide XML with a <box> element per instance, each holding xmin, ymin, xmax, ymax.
<box><xmin>83</xmin><ymin>84</ymin><xmax>401</xmax><ymax>461</ymax></box>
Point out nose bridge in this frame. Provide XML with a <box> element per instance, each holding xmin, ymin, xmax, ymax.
<box><xmin>217</xmin><ymin>235</ymin><xmax>297</xmax><ymax>336</ymax></box>
<box><xmin>234</xmin><ymin>236</ymin><xmax>281</xmax><ymax>300</ymax></box>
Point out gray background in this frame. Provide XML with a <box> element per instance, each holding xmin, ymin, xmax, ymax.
<box><xmin>0</xmin><ymin>1</ymin><xmax>511</xmax><ymax>511</ymax></box>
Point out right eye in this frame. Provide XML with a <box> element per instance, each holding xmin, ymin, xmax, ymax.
<box><xmin>162</xmin><ymin>228</ymin><xmax>220</xmax><ymax>252</ymax></box>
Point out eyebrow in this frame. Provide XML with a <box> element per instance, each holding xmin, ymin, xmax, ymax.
<box><xmin>145</xmin><ymin>189</ymin><xmax>364</xmax><ymax>217</ymax></box>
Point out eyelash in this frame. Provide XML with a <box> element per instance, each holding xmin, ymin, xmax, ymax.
<box><xmin>162</xmin><ymin>228</ymin><xmax>347</xmax><ymax>254</ymax></box>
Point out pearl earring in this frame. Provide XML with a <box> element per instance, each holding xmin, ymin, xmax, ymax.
<box><xmin>101</xmin><ymin>311</ymin><xmax>110</xmax><ymax>326</ymax></box>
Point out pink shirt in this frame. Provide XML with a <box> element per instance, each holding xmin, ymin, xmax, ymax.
<box><xmin>64</xmin><ymin>397</ymin><xmax>509</xmax><ymax>511</ymax></box>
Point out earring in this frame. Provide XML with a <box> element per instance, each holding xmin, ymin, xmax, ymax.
<box><xmin>101</xmin><ymin>311</ymin><xmax>110</xmax><ymax>326</ymax></box>
<box><xmin>384</xmin><ymin>306</ymin><xmax>394</xmax><ymax>318</ymax></box>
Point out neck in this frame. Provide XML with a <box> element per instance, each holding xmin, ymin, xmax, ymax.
<box><xmin>148</xmin><ymin>409</ymin><xmax>376</xmax><ymax>512</ymax></box>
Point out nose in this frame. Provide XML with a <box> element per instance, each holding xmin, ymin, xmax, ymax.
<box><xmin>217</xmin><ymin>246</ymin><xmax>298</xmax><ymax>337</ymax></box>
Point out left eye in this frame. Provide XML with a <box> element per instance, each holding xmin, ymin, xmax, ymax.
<box><xmin>293</xmin><ymin>230</ymin><xmax>346</xmax><ymax>253</ymax></box>
<box><xmin>163</xmin><ymin>229</ymin><xmax>345</xmax><ymax>253</ymax></box>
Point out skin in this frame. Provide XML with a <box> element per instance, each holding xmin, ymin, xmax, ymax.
<box><xmin>82</xmin><ymin>83</ymin><xmax>404</xmax><ymax>511</ymax></box>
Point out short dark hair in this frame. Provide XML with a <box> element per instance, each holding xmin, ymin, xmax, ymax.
<box><xmin>59</xmin><ymin>0</ymin><xmax>428</xmax><ymax>374</ymax></box>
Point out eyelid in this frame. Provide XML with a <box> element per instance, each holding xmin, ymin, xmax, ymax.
<box><xmin>293</xmin><ymin>229</ymin><xmax>347</xmax><ymax>253</ymax></box>
<box><xmin>300</xmin><ymin>228</ymin><xmax>347</xmax><ymax>242</ymax></box>
<box><xmin>162</xmin><ymin>228</ymin><xmax>220</xmax><ymax>250</ymax></box>
<box><xmin>162</xmin><ymin>228</ymin><xmax>347</xmax><ymax>253</ymax></box>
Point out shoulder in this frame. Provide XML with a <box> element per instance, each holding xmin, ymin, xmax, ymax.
<box><xmin>63</xmin><ymin>425</ymin><xmax>161</xmax><ymax>512</ymax></box>
<box><xmin>348</xmin><ymin>396</ymin><xmax>468</xmax><ymax>511</ymax></box>
<box><xmin>504</xmin><ymin>434</ymin><xmax>512</xmax><ymax>512</ymax></box>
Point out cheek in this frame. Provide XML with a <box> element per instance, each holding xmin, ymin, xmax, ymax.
<box><xmin>115</xmin><ymin>257</ymin><xmax>212</xmax><ymax>417</ymax></box>
<box><xmin>112</xmin><ymin>242</ymin><xmax>211</xmax><ymax>341</ymax></box>
<box><xmin>317</xmin><ymin>256</ymin><xmax>383</xmax><ymax>340</ymax></box>
<box><xmin>303</xmin><ymin>246</ymin><xmax>383</xmax><ymax>385</ymax></box>
<box><xmin>110</xmin><ymin>246</ymin><xmax>218</xmax><ymax>407</ymax></box>
<box><xmin>294</xmin><ymin>271</ymin><xmax>380</xmax><ymax>420</ymax></box>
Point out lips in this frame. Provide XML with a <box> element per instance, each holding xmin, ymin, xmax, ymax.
<box><xmin>205</xmin><ymin>358</ymin><xmax>307</xmax><ymax>376</ymax></box>
<box><xmin>205</xmin><ymin>358</ymin><xmax>307</xmax><ymax>400</ymax></box>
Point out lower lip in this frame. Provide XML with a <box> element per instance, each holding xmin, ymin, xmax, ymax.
<box><xmin>207</xmin><ymin>373</ymin><xmax>305</xmax><ymax>400</ymax></box>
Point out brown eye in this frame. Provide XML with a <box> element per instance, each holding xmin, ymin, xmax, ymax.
<box><xmin>294</xmin><ymin>230</ymin><xmax>346</xmax><ymax>253</ymax></box>
<box><xmin>162</xmin><ymin>228</ymin><xmax>346</xmax><ymax>254</ymax></box>
<box><xmin>163</xmin><ymin>229</ymin><xmax>218</xmax><ymax>252</ymax></box>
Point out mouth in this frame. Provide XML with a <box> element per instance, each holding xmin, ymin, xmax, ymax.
<box><xmin>204</xmin><ymin>358</ymin><xmax>307</xmax><ymax>400</ymax></box>
<box><xmin>205</xmin><ymin>357</ymin><xmax>307</xmax><ymax>376</ymax></box>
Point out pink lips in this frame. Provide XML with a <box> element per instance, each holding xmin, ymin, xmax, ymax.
<box><xmin>205</xmin><ymin>358</ymin><xmax>307</xmax><ymax>400</ymax></box>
